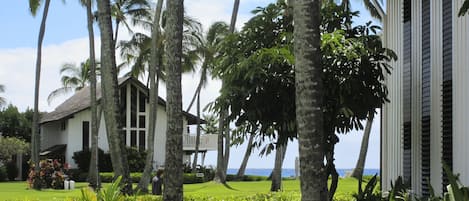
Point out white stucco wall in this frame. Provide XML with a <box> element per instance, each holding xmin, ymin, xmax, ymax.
<box><xmin>66</xmin><ymin>109</ymin><xmax>91</xmax><ymax>168</ymax></box>
<box><xmin>41</xmin><ymin>121</ymin><xmax>67</xmax><ymax>150</ymax></box>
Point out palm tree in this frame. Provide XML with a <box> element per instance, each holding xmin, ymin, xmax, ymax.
<box><xmin>47</xmin><ymin>60</ymin><xmax>99</xmax><ymax>104</ymax></box>
<box><xmin>271</xmin><ymin>142</ymin><xmax>288</xmax><ymax>192</ymax></box>
<box><xmin>0</xmin><ymin>84</ymin><xmax>6</xmax><ymax>107</ymax></box>
<box><xmin>350</xmin><ymin>111</ymin><xmax>374</xmax><ymax>179</ymax></box>
<box><xmin>78</xmin><ymin>0</ymin><xmax>100</xmax><ymax>190</ymax></box>
<box><xmin>119</xmin><ymin>15</ymin><xmax>202</xmax><ymax>80</ymax></box>
<box><xmin>97</xmin><ymin>0</ymin><xmax>133</xmax><ymax>194</ymax></box>
<box><xmin>163</xmin><ymin>0</ymin><xmax>184</xmax><ymax>200</ymax></box>
<box><xmin>29</xmin><ymin>0</ymin><xmax>51</xmax><ymax>188</ymax></box>
<box><xmin>186</xmin><ymin>21</ymin><xmax>230</xmax><ymax>173</ymax></box>
<box><xmin>214</xmin><ymin>0</ymin><xmax>240</xmax><ymax>184</ymax></box>
<box><xmin>136</xmin><ymin>0</ymin><xmax>164</xmax><ymax>193</ymax></box>
<box><xmin>111</xmin><ymin>0</ymin><xmax>151</xmax><ymax>47</ymax></box>
<box><xmin>293</xmin><ymin>0</ymin><xmax>327</xmax><ymax>200</ymax></box>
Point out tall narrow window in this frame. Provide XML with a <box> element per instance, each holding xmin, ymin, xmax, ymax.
<box><xmin>402</xmin><ymin>0</ymin><xmax>412</xmax><ymax>184</ymax></box>
<box><xmin>131</xmin><ymin>130</ymin><xmax>137</xmax><ymax>147</ymax></box>
<box><xmin>139</xmin><ymin>115</ymin><xmax>146</xmax><ymax>128</ymax></box>
<box><xmin>82</xmin><ymin>121</ymin><xmax>90</xmax><ymax>150</ymax></box>
<box><xmin>139</xmin><ymin>131</ymin><xmax>146</xmax><ymax>151</ymax></box>
<box><xmin>120</xmin><ymin>87</ymin><xmax>127</xmax><ymax>127</ymax></box>
<box><xmin>441</xmin><ymin>0</ymin><xmax>453</xmax><ymax>191</ymax></box>
<box><xmin>139</xmin><ymin>91</ymin><xmax>146</xmax><ymax>112</ymax></box>
<box><xmin>421</xmin><ymin>0</ymin><xmax>431</xmax><ymax>196</ymax></box>
<box><xmin>131</xmin><ymin>85</ymin><xmax>137</xmax><ymax>127</ymax></box>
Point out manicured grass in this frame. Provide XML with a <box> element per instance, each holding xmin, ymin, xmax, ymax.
<box><xmin>0</xmin><ymin>178</ymin><xmax>362</xmax><ymax>201</ymax></box>
<box><xmin>0</xmin><ymin>182</ymin><xmax>88</xmax><ymax>201</ymax></box>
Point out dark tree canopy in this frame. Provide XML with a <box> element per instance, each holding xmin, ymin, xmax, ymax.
<box><xmin>211</xmin><ymin>0</ymin><xmax>396</xmax><ymax>150</ymax></box>
<box><xmin>0</xmin><ymin>105</ymin><xmax>33</xmax><ymax>142</ymax></box>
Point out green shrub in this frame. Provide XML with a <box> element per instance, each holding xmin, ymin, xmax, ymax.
<box><xmin>72</xmin><ymin>149</ymin><xmax>113</xmax><ymax>173</ymax></box>
<box><xmin>126</xmin><ymin>147</ymin><xmax>146</xmax><ymax>172</ymax></box>
<box><xmin>183</xmin><ymin>173</ymin><xmax>205</xmax><ymax>184</ymax></box>
<box><xmin>73</xmin><ymin>147</ymin><xmax>145</xmax><ymax>173</ymax></box>
<box><xmin>0</xmin><ymin>166</ymin><xmax>7</xmax><ymax>182</ymax></box>
<box><xmin>226</xmin><ymin>174</ymin><xmax>268</xmax><ymax>181</ymax></box>
<box><xmin>183</xmin><ymin>193</ymin><xmax>300</xmax><ymax>201</ymax></box>
<box><xmin>99</xmin><ymin>172</ymin><xmax>210</xmax><ymax>184</ymax></box>
<box><xmin>5</xmin><ymin>161</ymin><xmax>18</xmax><ymax>181</ymax></box>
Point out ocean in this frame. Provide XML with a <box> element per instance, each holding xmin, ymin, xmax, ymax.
<box><xmin>226</xmin><ymin>168</ymin><xmax>380</xmax><ymax>178</ymax></box>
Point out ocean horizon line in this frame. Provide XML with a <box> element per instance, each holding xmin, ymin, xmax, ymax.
<box><xmin>226</xmin><ymin>168</ymin><xmax>380</xmax><ymax>177</ymax></box>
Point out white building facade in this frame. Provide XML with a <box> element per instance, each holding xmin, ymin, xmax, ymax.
<box><xmin>381</xmin><ymin>0</ymin><xmax>469</xmax><ymax>196</ymax></box>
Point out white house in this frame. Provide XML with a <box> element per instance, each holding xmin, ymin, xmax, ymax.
<box><xmin>381</xmin><ymin>0</ymin><xmax>469</xmax><ymax>197</ymax></box>
<box><xmin>39</xmin><ymin>76</ymin><xmax>217</xmax><ymax>169</ymax></box>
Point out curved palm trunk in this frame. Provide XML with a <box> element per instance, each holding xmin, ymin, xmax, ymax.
<box><xmin>31</xmin><ymin>0</ymin><xmax>51</xmax><ymax>189</ymax></box>
<box><xmin>236</xmin><ymin>132</ymin><xmax>255</xmax><ymax>178</ymax></box>
<box><xmin>293</xmin><ymin>0</ymin><xmax>327</xmax><ymax>200</ymax></box>
<box><xmin>163</xmin><ymin>0</ymin><xmax>184</xmax><ymax>200</ymax></box>
<box><xmin>137</xmin><ymin>0</ymin><xmax>164</xmax><ymax>193</ymax></box>
<box><xmin>191</xmin><ymin>92</ymin><xmax>201</xmax><ymax>173</ymax></box>
<box><xmin>97</xmin><ymin>0</ymin><xmax>132</xmax><ymax>194</ymax></box>
<box><xmin>86</xmin><ymin>0</ymin><xmax>100</xmax><ymax>190</ymax></box>
<box><xmin>214</xmin><ymin>0</ymin><xmax>239</xmax><ymax>184</ymax></box>
<box><xmin>351</xmin><ymin>112</ymin><xmax>374</xmax><ymax>180</ymax></box>
<box><xmin>271</xmin><ymin>142</ymin><xmax>287</xmax><ymax>192</ymax></box>
<box><xmin>185</xmin><ymin>68</ymin><xmax>204</xmax><ymax>112</ymax></box>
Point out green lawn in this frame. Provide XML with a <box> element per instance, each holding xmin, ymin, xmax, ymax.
<box><xmin>0</xmin><ymin>178</ymin><xmax>361</xmax><ymax>201</ymax></box>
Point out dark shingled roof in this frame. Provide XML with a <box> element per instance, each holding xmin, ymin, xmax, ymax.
<box><xmin>40</xmin><ymin>76</ymin><xmax>204</xmax><ymax>125</ymax></box>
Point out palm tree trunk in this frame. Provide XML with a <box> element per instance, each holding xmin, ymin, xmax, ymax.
<box><xmin>223</xmin><ymin>127</ymin><xmax>231</xmax><ymax>173</ymax></box>
<box><xmin>185</xmin><ymin>70</ymin><xmax>204</xmax><ymax>112</ymax></box>
<box><xmin>85</xmin><ymin>0</ymin><xmax>100</xmax><ymax>190</ymax></box>
<box><xmin>293</xmin><ymin>0</ymin><xmax>327</xmax><ymax>200</ymax></box>
<box><xmin>163</xmin><ymin>0</ymin><xmax>184</xmax><ymax>200</ymax></box>
<box><xmin>351</xmin><ymin>112</ymin><xmax>375</xmax><ymax>180</ymax></box>
<box><xmin>214</xmin><ymin>0</ymin><xmax>240</xmax><ymax>184</ymax></box>
<box><xmin>236</xmin><ymin>132</ymin><xmax>255</xmax><ymax>178</ymax></box>
<box><xmin>137</xmin><ymin>0</ymin><xmax>164</xmax><ymax>193</ymax></box>
<box><xmin>191</xmin><ymin>92</ymin><xmax>201</xmax><ymax>173</ymax></box>
<box><xmin>97</xmin><ymin>0</ymin><xmax>132</xmax><ymax>193</ymax></box>
<box><xmin>31</xmin><ymin>0</ymin><xmax>51</xmax><ymax>188</ymax></box>
<box><xmin>271</xmin><ymin>142</ymin><xmax>287</xmax><ymax>192</ymax></box>
<box><xmin>229</xmin><ymin>0</ymin><xmax>240</xmax><ymax>33</ymax></box>
<box><xmin>214</xmin><ymin>115</ymin><xmax>226</xmax><ymax>183</ymax></box>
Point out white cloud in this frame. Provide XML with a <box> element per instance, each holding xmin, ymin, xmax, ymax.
<box><xmin>0</xmin><ymin>38</ymin><xmax>98</xmax><ymax>112</ymax></box>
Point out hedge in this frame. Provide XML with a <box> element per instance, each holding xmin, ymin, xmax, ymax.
<box><xmin>226</xmin><ymin>174</ymin><xmax>268</xmax><ymax>181</ymax></box>
<box><xmin>98</xmin><ymin>172</ymin><xmax>208</xmax><ymax>184</ymax></box>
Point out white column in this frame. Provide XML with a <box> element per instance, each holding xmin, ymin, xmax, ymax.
<box><xmin>430</xmin><ymin>0</ymin><xmax>443</xmax><ymax>194</ymax></box>
<box><xmin>382</xmin><ymin>0</ymin><xmax>404</xmax><ymax>191</ymax></box>
<box><xmin>452</xmin><ymin>0</ymin><xmax>469</xmax><ymax>186</ymax></box>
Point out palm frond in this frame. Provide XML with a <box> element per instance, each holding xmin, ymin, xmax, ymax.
<box><xmin>459</xmin><ymin>0</ymin><xmax>469</xmax><ymax>16</ymax></box>
<box><xmin>29</xmin><ymin>0</ymin><xmax>41</xmax><ymax>16</ymax></box>
<box><xmin>362</xmin><ymin>0</ymin><xmax>382</xmax><ymax>21</ymax></box>
<box><xmin>47</xmin><ymin>87</ymin><xmax>74</xmax><ymax>105</ymax></box>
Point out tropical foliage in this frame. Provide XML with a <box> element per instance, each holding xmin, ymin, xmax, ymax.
<box><xmin>210</xmin><ymin>0</ymin><xmax>395</xmax><ymax>196</ymax></box>
<box><xmin>0</xmin><ymin>136</ymin><xmax>29</xmax><ymax>162</ymax></box>
<box><xmin>0</xmin><ymin>104</ymin><xmax>33</xmax><ymax>142</ymax></box>
<box><xmin>47</xmin><ymin>60</ymin><xmax>99</xmax><ymax>104</ymax></box>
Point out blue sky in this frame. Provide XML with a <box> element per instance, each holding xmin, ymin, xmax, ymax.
<box><xmin>0</xmin><ymin>0</ymin><xmax>381</xmax><ymax>169</ymax></box>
